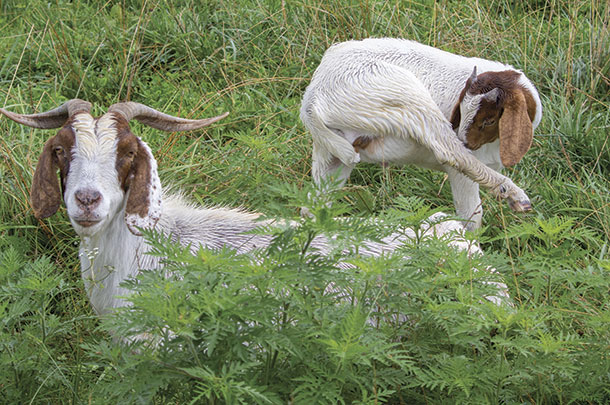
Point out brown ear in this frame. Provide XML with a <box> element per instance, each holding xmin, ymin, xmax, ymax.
<box><xmin>124</xmin><ymin>139</ymin><xmax>162</xmax><ymax>234</ymax></box>
<box><xmin>499</xmin><ymin>89</ymin><xmax>533</xmax><ymax>166</ymax></box>
<box><xmin>30</xmin><ymin>139</ymin><xmax>62</xmax><ymax>219</ymax></box>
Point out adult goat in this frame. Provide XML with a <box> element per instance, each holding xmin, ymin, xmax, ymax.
<box><xmin>1</xmin><ymin>99</ymin><xmax>510</xmax><ymax>315</ymax></box>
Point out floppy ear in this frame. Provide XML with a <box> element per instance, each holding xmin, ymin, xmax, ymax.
<box><xmin>499</xmin><ymin>89</ymin><xmax>533</xmax><ymax>166</ymax></box>
<box><xmin>30</xmin><ymin>138</ymin><xmax>62</xmax><ymax>219</ymax></box>
<box><xmin>124</xmin><ymin>139</ymin><xmax>162</xmax><ymax>235</ymax></box>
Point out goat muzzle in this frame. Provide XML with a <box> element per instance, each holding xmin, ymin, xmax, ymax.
<box><xmin>75</xmin><ymin>189</ymin><xmax>102</xmax><ymax>210</ymax></box>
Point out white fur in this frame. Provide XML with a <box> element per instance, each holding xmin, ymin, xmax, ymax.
<box><xmin>301</xmin><ymin>38</ymin><xmax>542</xmax><ymax>229</ymax></box>
<box><xmin>65</xmin><ymin>113</ymin><xmax>125</xmax><ymax>238</ymax></box>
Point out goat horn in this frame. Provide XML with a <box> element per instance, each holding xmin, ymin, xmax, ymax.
<box><xmin>107</xmin><ymin>102</ymin><xmax>229</xmax><ymax>132</ymax></box>
<box><xmin>468</xmin><ymin>66</ymin><xmax>477</xmax><ymax>86</ymax></box>
<box><xmin>0</xmin><ymin>99</ymin><xmax>91</xmax><ymax>129</ymax></box>
<box><xmin>464</xmin><ymin>66</ymin><xmax>478</xmax><ymax>93</ymax></box>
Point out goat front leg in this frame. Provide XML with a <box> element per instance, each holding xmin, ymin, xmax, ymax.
<box><xmin>446</xmin><ymin>167</ymin><xmax>483</xmax><ymax>230</ymax></box>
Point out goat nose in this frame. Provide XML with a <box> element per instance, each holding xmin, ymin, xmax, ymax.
<box><xmin>75</xmin><ymin>189</ymin><xmax>102</xmax><ymax>208</ymax></box>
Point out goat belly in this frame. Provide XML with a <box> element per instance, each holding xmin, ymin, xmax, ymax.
<box><xmin>355</xmin><ymin>133</ymin><xmax>443</xmax><ymax>170</ymax></box>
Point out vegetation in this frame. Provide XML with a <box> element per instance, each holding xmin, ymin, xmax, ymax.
<box><xmin>1</xmin><ymin>0</ymin><xmax>608</xmax><ymax>403</ymax></box>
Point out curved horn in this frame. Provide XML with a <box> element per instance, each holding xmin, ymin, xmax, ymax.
<box><xmin>482</xmin><ymin>87</ymin><xmax>501</xmax><ymax>104</ymax></box>
<box><xmin>107</xmin><ymin>102</ymin><xmax>228</xmax><ymax>132</ymax></box>
<box><xmin>464</xmin><ymin>66</ymin><xmax>478</xmax><ymax>92</ymax></box>
<box><xmin>0</xmin><ymin>99</ymin><xmax>91</xmax><ymax>129</ymax></box>
<box><xmin>469</xmin><ymin>66</ymin><xmax>478</xmax><ymax>81</ymax></box>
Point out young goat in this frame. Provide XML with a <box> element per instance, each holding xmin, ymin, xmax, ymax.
<box><xmin>301</xmin><ymin>38</ymin><xmax>542</xmax><ymax>229</ymax></box>
<box><xmin>1</xmin><ymin>99</ymin><xmax>509</xmax><ymax>315</ymax></box>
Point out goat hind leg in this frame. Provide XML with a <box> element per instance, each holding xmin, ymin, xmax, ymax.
<box><xmin>423</xmin><ymin>127</ymin><xmax>532</xmax><ymax>213</ymax></box>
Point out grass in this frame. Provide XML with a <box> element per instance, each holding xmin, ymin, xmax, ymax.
<box><xmin>1</xmin><ymin>0</ymin><xmax>609</xmax><ymax>403</ymax></box>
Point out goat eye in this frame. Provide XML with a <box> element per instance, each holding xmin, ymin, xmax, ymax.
<box><xmin>127</xmin><ymin>151</ymin><xmax>136</xmax><ymax>158</ymax></box>
<box><xmin>479</xmin><ymin>120</ymin><xmax>494</xmax><ymax>131</ymax></box>
<box><xmin>54</xmin><ymin>146</ymin><xmax>64</xmax><ymax>155</ymax></box>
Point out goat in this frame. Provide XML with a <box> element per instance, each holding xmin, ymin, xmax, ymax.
<box><xmin>300</xmin><ymin>38</ymin><xmax>542</xmax><ymax>229</ymax></box>
<box><xmin>1</xmin><ymin>99</ymin><xmax>510</xmax><ymax>316</ymax></box>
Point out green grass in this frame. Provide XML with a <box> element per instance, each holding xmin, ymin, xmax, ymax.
<box><xmin>1</xmin><ymin>0</ymin><xmax>609</xmax><ymax>403</ymax></box>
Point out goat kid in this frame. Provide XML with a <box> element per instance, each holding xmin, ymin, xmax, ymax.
<box><xmin>301</xmin><ymin>38</ymin><xmax>542</xmax><ymax>229</ymax></box>
<box><xmin>1</xmin><ymin>99</ymin><xmax>510</xmax><ymax>316</ymax></box>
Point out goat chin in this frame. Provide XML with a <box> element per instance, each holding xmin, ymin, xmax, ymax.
<box><xmin>301</xmin><ymin>37</ymin><xmax>542</xmax><ymax>230</ymax></box>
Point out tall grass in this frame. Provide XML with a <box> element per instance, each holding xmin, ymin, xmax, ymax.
<box><xmin>1</xmin><ymin>0</ymin><xmax>609</xmax><ymax>403</ymax></box>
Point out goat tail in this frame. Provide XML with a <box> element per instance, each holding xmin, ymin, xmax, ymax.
<box><xmin>301</xmin><ymin>103</ymin><xmax>360</xmax><ymax>167</ymax></box>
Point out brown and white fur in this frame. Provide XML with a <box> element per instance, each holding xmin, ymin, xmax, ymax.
<box><xmin>300</xmin><ymin>38</ymin><xmax>542</xmax><ymax>229</ymax></box>
<box><xmin>1</xmin><ymin>99</ymin><xmax>511</xmax><ymax>316</ymax></box>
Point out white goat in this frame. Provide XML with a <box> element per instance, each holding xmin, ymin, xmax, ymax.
<box><xmin>1</xmin><ymin>99</ymin><xmax>510</xmax><ymax>316</ymax></box>
<box><xmin>301</xmin><ymin>38</ymin><xmax>542</xmax><ymax>229</ymax></box>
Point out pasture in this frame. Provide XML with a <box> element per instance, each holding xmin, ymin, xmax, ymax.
<box><xmin>0</xmin><ymin>0</ymin><xmax>608</xmax><ymax>403</ymax></box>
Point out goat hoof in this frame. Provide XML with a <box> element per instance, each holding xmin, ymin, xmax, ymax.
<box><xmin>509</xmin><ymin>199</ymin><xmax>532</xmax><ymax>212</ymax></box>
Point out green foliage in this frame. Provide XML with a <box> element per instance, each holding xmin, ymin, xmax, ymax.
<box><xmin>0</xmin><ymin>237</ymin><xmax>96</xmax><ymax>404</ymax></box>
<box><xmin>0</xmin><ymin>0</ymin><xmax>609</xmax><ymax>403</ymax></box>
<box><xmin>79</xmin><ymin>192</ymin><xmax>609</xmax><ymax>404</ymax></box>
